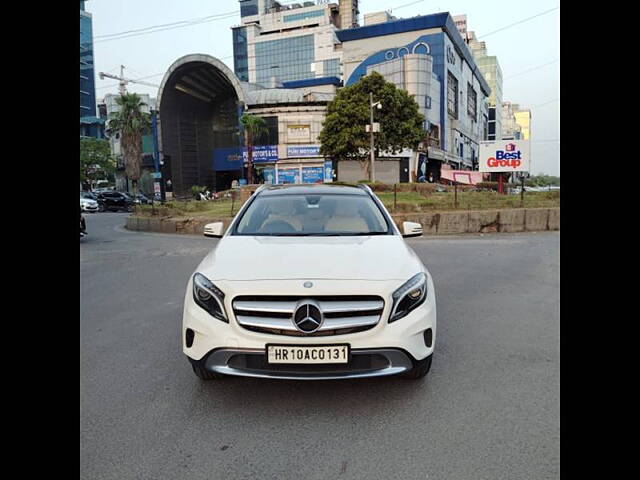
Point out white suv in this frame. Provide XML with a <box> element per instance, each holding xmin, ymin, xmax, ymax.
<box><xmin>182</xmin><ymin>184</ymin><xmax>436</xmax><ymax>380</ymax></box>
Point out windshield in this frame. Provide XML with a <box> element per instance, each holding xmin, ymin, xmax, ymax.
<box><xmin>234</xmin><ymin>194</ymin><xmax>391</xmax><ymax>236</ymax></box>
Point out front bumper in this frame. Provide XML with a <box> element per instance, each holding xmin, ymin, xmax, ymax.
<box><xmin>81</xmin><ymin>205</ymin><xmax>98</xmax><ymax>212</ymax></box>
<box><xmin>198</xmin><ymin>347</ymin><xmax>414</xmax><ymax>380</ymax></box>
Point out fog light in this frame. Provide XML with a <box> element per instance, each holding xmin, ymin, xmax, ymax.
<box><xmin>423</xmin><ymin>328</ymin><xmax>432</xmax><ymax>348</ymax></box>
<box><xmin>185</xmin><ymin>328</ymin><xmax>195</xmax><ymax>348</ymax></box>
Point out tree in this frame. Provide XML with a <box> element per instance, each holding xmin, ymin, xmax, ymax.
<box><xmin>240</xmin><ymin>113</ymin><xmax>268</xmax><ymax>184</ymax></box>
<box><xmin>320</xmin><ymin>71</ymin><xmax>426</xmax><ymax>179</ymax></box>
<box><xmin>80</xmin><ymin>137</ymin><xmax>115</xmax><ymax>190</ymax></box>
<box><xmin>107</xmin><ymin>93</ymin><xmax>151</xmax><ymax>194</ymax></box>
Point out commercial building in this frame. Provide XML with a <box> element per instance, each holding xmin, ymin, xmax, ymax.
<box><xmin>157</xmin><ymin>54</ymin><xmax>337</xmax><ymax>196</ymax></box>
<box><xmin>338</xmin><ymin>12</ymin><xmax>491</xmax><ymax>181</ymax></box>
<box><xmin>80</xmin><ymin>1</ymin><xmax>96</xmax><ymax>117</ymax></box>
<box><xmin>513</xmin><ymin>105</ymin><xmax>531</xmax><ymax>140</ymax></box>
<box><xmin>158</xmin><ymin>6</ymin><xmax>495</xmax><ymax>194</ymax></box>
<box><xmin>454</xmin><ymin>15</ymin><xmax>503</xmax><ymax>142</ymax></box>
<box><xmin>232</xmin><ymin>0</ymin><xmax>359</xmax><ymax>86</ymax></box>
<box><xmin>501</xmin><ymin>101</ymin><xmax>522</xmax><ymax>140</ymax></box>
<box><xmin>80</xmin><ymin>1</ymin><xmax>104</xmax><ymax>138</ymax></box>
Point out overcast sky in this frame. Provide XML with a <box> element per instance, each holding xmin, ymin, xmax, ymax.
<box><xmin>88</xmin><ymin>0</ymin><xmax>559</xmax><ymax>176</ymax></box>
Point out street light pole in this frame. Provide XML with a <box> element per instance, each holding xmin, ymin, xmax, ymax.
<box><xmin>370</xmin><ymin>92</ymin><xmax>375</xmax><ymax>182</ymax></box>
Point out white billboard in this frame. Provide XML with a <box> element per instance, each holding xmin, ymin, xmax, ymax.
<box><xmin>479</xmin><ymin>140</ymin><xmax>530</xmax><ymax>173</ymax></box>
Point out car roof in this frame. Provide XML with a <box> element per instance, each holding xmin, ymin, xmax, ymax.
<box><xmin>257</xmin><ymin>184</ymin><xmax>368</xmax><ymax>196</ymax></box>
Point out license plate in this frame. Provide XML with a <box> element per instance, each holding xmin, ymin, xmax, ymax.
<box><xmin>266</xmin><ymin>344</ymin><xmax>349</xmax><ymax>364</ymax></box>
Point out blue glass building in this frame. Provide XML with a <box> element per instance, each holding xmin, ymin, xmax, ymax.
<box><xmin>80</xmin><ymin>1</ymin><xmax>96</xmax><ymax>118</ymax></box>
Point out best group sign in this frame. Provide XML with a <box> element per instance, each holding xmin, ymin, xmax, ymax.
<box><xmin>479</xmin><ymin>140</ymin><xmax>530</xmax><ymax>173</ymax></box>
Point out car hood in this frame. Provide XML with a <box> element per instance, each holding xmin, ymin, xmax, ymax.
<box><xmin>196</xmin><ymin>235</ymin><xmax>424</xmax><ymax>281</ymax></box>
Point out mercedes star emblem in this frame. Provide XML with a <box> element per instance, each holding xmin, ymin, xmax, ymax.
<box><xmin>292</xmin><ymin>300</ymin><xmax>324</xmax><ymax>333</ymax></box>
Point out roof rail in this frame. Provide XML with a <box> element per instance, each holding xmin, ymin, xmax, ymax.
<box><xmin>254</xmin><ymin>184</ymin><xmax>270</xmax><ymax>195</ymax></box>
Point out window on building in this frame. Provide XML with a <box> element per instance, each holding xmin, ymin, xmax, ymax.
<box><xmin>425</xmin><ymin>96</ymin><xmax>431</xmax><ymax>109</ymax></box>
<box><xmin>255</xmin><ymin>35</ymin><xmax>315</xmax><ymax>85</ymax></box>
<box><xmin>323</xmin><ymin>58</ymin><xmax>340</xmax><ymax>77</ymax></box>
<box><xmin>483</xmin><ymin>114</ymin><xmax>488</xmax><ymax>140</ymax></box>
<box><xmin>257</xmin><ymin>116</ymin><xmax>279</xmax><ymax>146</ymax></box>
<box><xmin>233</xmin><ymin>27</ymin><xmax>249</xmax><ymax>82</ymax></box>
<box><xmin>239</xmin><ymin>0</ymin><xmax>259</xmax><ymax>17</ymax></box>
<box><xmin>284</xmin><ymin>9</ymin><xmax>324</xmax><ymax>22</ymax></box>
<box><xmin>467</xmin><ymin>83</ymin><xmax>477</xmax><ymax>120</ymax></box>
<box><xmin>447</xmin><ymin>72</ymin><xmax>458</xmax><ymax>119</ymax></box>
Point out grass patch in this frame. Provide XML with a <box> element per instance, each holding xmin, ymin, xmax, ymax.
<box><xmin>377</xmin><ymin>190</ymin><xmax>560</xmax><ymax>212</ymax></box>
<box><xmin>134</xmin><ymin>198</ymin><xmax>246</xmax><ymax>218</ymax></box>
<box><xmin>133</xmin><ymin>190</ymin><xmax>559</xmax><ymax>219</ymax></box>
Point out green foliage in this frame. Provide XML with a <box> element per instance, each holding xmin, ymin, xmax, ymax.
<box><xmin>80</xmin><ymin>137</ymin><xmax>115</xmax><ymax>185</ymax></box>
<box><xmin>107</xmin><ymin>93</ymin><xmax>152</xmax><ymax>185</ymax></box>
<box><xmin>476</xmin><ymin>182</ymin><xmax>500</xmax><ymax>191</ymax></box>
<box><xmin>319</xmin><ymin>72</ymin><xmax>426</xmax><ymax>165</ymax></box>
<box><xmin>526</xmin><ymin>174</ymin><xmax>560</xmax><ymax>187</ymax></box>
<box><xmin>240</xmin><ymin>114</ymin><xmax>268</xmax><ymax>146</ymax></box>
<box><xmin>191</xmin><ymin>185</ymin><xmax>207</xmax><ymax>196</ymax></box>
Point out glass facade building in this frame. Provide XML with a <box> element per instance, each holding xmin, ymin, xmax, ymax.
<box><xmin>232</xmin><ymin>27</ymin><xmax>249</xmax><ymax>82</ymax></box>
<box><xmin>255</xmin><ymin>35</ymin><xmax>315</xmax><ymax>85</ymax></box>
<box><xmin>239</xmin><ymin>0</ymin><xmax>259</xmax><ymax>18</ymax></box>
<box><xmin>80</xmin><ymin>1</ymin><xmax>96</xmax><ymax>118</ymax></box>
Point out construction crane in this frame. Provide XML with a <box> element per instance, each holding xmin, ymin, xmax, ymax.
<box><xmin>98</xmin><ymin>65</ymin><xmax>159</xmax><ymax>95</ymax></box>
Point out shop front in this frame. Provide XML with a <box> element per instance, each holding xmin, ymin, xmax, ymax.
<box><xmin>267</xmin><ymin>144</ymin><xmax>332</xmax><ymax>185</ymax></box>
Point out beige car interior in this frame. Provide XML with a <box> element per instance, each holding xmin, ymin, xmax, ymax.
<box><xmin>258</xmin><ymin>197</ymin><xmax>370</xmax><ymax>233</ymax></box>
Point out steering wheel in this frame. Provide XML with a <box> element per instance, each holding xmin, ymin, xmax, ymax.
<box><xmin>261</xmin><ymin>220</ymin><xmax>297</xmax><ymax>234</ymax></box>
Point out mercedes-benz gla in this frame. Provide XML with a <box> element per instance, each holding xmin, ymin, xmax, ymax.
<box><xmin>182</xmin><ymin>184</ymin><xmax>436</xmax><ymax>380</ymax></box>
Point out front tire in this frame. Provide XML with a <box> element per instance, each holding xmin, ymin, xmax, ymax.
<box><xmin>189</xmin><ymin>357</ymin><xmax>224</xmax><ymax>380</ymax></box>
<box><xmin>403</xmin><ymin>354</ymin><xmax>432</xmax><ymax>380</ymax></box>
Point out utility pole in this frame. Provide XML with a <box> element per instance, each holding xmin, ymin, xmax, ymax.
<box><xmin>369</xmin><ymin>93</ymin><xmax>382</xmax><ymax>182</ymax></box>
<box><xmin>370</xmin><ymin>92</ymin><xmax>375</xmax><ymax>182</ymax></box>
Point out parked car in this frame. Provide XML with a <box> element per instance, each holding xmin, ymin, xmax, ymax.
<box><xmin>96</xmin><ymin>191</ymin><xmax>133</xmax><ymax>212</ymax></box>
<box><xmin>131</xmin><ymin>192</ymin><xmax>152</xmax><ymax>205</ymax></box>
<box><xmin>80</xmin><ymin>194</ymin><xmax>99</xmax><ymax>213</ymax></box>
<box><xmin>80</xmin><ymin>191</ymin><xmax>98</xmax><ymax>201</ymax></box>
<box><xmin>182</xmin><ymin>184</ymin><xmax>436</xmax><ymax>381</ymax></box>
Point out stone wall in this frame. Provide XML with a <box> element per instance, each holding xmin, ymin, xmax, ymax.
<box><xmin>126</xmin><ymin>207</ymin><xmax>560</xmax><ymax>236</ymax></box>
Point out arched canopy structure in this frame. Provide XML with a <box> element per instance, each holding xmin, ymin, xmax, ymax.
<box><xmin>157</xmin><ymin>54</ymin><xmax>247</xmax><ymax>195</ymax></box>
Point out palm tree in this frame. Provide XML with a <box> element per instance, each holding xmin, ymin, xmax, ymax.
<box><xmin>107</xmin><ymin>93</ymin><xmax>151</xmax><ymax>195</ymax></box>
<box><xmin>240</xmin><ymin>113</ymin><xmax>268</xmax><ymax>184</ymax></box>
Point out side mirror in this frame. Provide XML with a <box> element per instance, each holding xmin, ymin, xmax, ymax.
<box><xmin>204</xmin><ymin>222</ymin><xmax>225</xmax><ymax>238</ymax></box>
<box><xmin>402</xmin><ymin>221</ymin><xmax>423</xmax><ymax>238</ymax></box>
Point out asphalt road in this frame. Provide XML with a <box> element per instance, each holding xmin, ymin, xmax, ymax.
<box><xmin>80</xmin><ymin>213</ymin><xmax>560</xmax><ymax>480</ymax></box>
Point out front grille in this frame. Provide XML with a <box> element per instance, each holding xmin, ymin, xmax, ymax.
<box><xmin>232</xmin><ymin>295</ymin><xmax>385</xmax><ymax>336</ymax></box>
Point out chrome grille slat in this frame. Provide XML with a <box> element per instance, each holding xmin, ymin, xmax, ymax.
<box><xmin>233</xmin><ymin>301</ymin><xmax>296</xmax><ymax>313</ymax></box>
<box><xmin>235</xmin><ymin>315</ymin><xmax>298</xmax><ymax>331</ymax></box>
<box><xmin>320</xmin><ymin>315</ymin><xmax>380</xmax><ymax>330</ymax></box>
<box><xmin>232</xmin><ymin>296</ymin><xmax>385</xmax><ymax>337</ymax></box>
<box><xmin>318</xmin><ymin>300</ymin><xmax>384</xmax><ymax>313</ymax></box>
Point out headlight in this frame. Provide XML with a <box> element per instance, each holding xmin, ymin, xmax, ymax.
<box><xmin>192</xmin><ymin>273</ymin><xmax>228</xmax><ymax>322</ymax></box>
<box><xmin>389</xmin><ymin>272</ymin><xmax>428</xmax><ymax>323</ymax></box>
